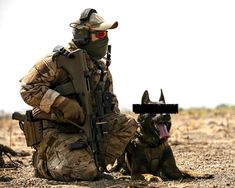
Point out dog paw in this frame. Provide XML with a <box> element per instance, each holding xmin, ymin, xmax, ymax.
<box><xmin>200</xmin><ymin>173</ymin><xmax>214</xmax><ymax>179</ymax></box>
<box><xmin>143</xmin><ymin>174</ymin><xmax>163</xmax><ymax>182</ymax></box>
<box><xmin>116</xmin><ymin>175</ymin><xmax>131</xmax><ymax>180</ymax></box>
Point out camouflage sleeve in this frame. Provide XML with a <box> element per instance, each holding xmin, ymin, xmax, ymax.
<box><xmin>20</xmin><ymin>53</ymin><xmax>60</xmax><ymax>113</ymax></box>
<box><xmin>105</xmin><ymin>70</ymin><xmax>120</xmax><ymax>113</ymax></box>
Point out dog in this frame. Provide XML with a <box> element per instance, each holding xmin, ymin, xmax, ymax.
<box><xmin>109</xmin><ymin>90</ymin><xmax>213</xmax><ymax>181</ymax></box>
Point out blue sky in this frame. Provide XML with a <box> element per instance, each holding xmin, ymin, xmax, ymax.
<box><xmin>0</xmin><ymin>0</ymin><xmax>235</xmax><ymax>112</ymax></box>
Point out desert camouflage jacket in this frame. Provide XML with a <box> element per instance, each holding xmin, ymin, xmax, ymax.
<box><xmin>20</xmin><ymin>41</ymin><xmax>120</xmax><ymax>116</ymax></box>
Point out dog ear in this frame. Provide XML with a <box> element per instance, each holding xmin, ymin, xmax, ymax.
<box><xmin>159</xmin><ymin>89</ymin><xmax>166</xmax><ymax>103</ymax></box>
<box><xmin>142</xmin><ymin>90</ymin><xmax>151</xmax><ymax>104</ymax></box>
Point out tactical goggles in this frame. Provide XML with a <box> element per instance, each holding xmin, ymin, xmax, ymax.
<box><xmin>91</xmin><ymin>31</ymin><xmax>108</xmax><ymax>39</ymax></box>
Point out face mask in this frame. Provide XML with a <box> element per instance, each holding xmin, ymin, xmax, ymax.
<box><xmin>82</xmin><ymin>37</ymin><xmax>109</xmax><ymax>60</ymax></box>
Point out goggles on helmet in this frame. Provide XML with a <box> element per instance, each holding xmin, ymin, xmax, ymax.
<box><xmin>91</xmin><ymin>30</ymin><xmax>108</xmax><ymax>39</ymax></box>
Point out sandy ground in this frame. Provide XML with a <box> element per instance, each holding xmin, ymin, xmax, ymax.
<box><xmin>0</xmin><ymin>108</ymin><xmax>235</xmax><ymax>188</ymax></box>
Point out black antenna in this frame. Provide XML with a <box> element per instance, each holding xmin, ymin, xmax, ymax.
<box><xmin>106</xmin><ymin>45</ymin><xmax>111</xmax><ymax>68</ymax></box>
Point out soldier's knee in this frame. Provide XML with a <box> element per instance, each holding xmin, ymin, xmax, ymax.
<box><xmin>48</xmin><ymin>159</ymin><xmax>97</xmax><ymax>181</ymax></box>
<box><xmin>46</xmin><ymin>147</ymin><xmax>98</xmax><ymax>181</ymax></box>
<box><xmin>80</xmin><ymin>162</ymin><xmax>97</xmax><ymax>181</ymax></box>
<box><xmin>71</xmin><ymin>152</ymin><xmax>98</xmax><ymax>180</ymax></box>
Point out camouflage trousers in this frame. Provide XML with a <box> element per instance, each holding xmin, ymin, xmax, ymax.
<box><xmin>34</xmin><ymin>112</ymin><xmax>138</xmax><ymax>181</ymax></box>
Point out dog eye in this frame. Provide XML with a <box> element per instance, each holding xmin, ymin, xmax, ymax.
<box><xmin>163</xmin><ymin>114</ymin><xmax>171</xmax><ymax>121</ymax></box>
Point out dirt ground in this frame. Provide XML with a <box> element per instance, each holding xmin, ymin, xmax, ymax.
<box><xmin>0</xmin><ymin>108</ymin><xmax>235</xmax><ymax>188</ymax></box>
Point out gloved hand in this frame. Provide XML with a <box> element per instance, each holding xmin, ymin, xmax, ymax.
<box><xmin>52</xmin><ymin>96</ymin><xmax>85</xmax><ymax>124</ymax></box>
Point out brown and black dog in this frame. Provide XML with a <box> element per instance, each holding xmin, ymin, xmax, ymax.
<box><xmin>110</xmin><ymin>90</ymin><xmax>213</xmax><ymax>181</ymax></box>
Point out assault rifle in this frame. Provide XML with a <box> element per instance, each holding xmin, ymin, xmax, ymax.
<box><xmin>51</xmin><ymin>45</ymin><xmax>113</xmax><ymax>173</ymax></box>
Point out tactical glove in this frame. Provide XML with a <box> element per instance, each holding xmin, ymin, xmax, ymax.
<box><xmin>52</xmin><ymin>96</ymin><xmax>85</xmax><ymax>124</ymax></box>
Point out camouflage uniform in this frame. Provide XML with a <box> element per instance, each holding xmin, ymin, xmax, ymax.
<box><xmin>20</xmin><ymin>41</ymin><xmax>138</xmax><ymax>181</ymax></box>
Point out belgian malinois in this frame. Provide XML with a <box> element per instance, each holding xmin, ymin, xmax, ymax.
<box><xmin>111</xmin><ymin>90</ymin><xmax>213</xmax><ymax>181</ymax></box>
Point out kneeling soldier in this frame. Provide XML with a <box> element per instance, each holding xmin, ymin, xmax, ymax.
<box><xmin>17</xmin><ymin>8</ymin><xmax>138</xmax><ymax>181</ymax></box>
